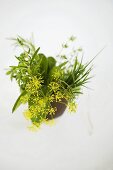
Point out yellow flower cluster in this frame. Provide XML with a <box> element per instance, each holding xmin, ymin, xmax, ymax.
<box><xmin>45</xmin><ymin>119</ymin><xmax>55</xmax><ymax>126</ymax></box>
<box><xmin>49</xmin><ymin>82</ymin><xmax>60</xmax><ymax>92</ymax></box>
<box><xmin>55</xmin><ymin>91</ymin><xmax>64</xmax><ymax>102</ymax></box>
<box><xmin>49</xmin><ymin>107</ymin><xmax>57</xmax><ymax>116</ymax></box>
<box><xmin>25</xmin><ymin>76</ymin><xmax>43</xmax><ymax>94</ymax></box>
<box><xmin>22</xmin><ymin>76</ymin><xmax>78</xmax><ymax>130</ymax></box>
<box><xmin>68</xmin><ymin>101</ymin><xmax>78</xmax><ymax>112</ymax></box>
<box><xmin>48</xmin><ymin>94</ymin><xmax>55</xmax><ymax>102</ymax></box>
<box><xmin>20</xmin><ymin>94</ymin><xmax>29</xmax><ymax>104</ymax></box>
<box><xmin>27</xmin><ymin>97</ymin><xmax>48</xmax><ymax>119</ymax></box>
<box><xmin>52</xmin><ymin>70</ymin><xmax>62</xmax><ymax>80</ymax></box>
<box><xmin>63</xmin><ymin>89</ymin><xmax>74</xmax><ymax>101</ymax></box>
<box><xmin>23</xmin><ymin>109</ymin><xmax>32</xmax><ymax>120</ymax></box>
<box><xmin>28</xmin><ymin>124</ymin><xmax>40</xmax><ymax>132</ymax></box>
<box><xmin>38</xmin><ymin>98</ymin><xmax>46</xmax><ymax>107</ymax></box>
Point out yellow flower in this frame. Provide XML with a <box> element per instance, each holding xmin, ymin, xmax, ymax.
<box><xmin>68</xmin><ymin>102</ymin><xmax>78</xmax><ymax>112</ymax></box>
<box><xmin>52</xmin><ymin>71</ymin><xmax>60</xmax><ymax>79</ymax></box>
<box><xmin>29</xmin><ymin>105</ymin><xmax>38</xmax><ymax>114</ymax></box>
<box><xmin>28</xmin><ymin>124</ymin><xmax>39</xmax><ymax>132</ymax></box>
<box><xmin>55</xmin><ymin>91</ymin><xmax>64</xmax><ymax>102</ymax></box>
<box><xmin>20</xmin><ymin>94</ymin><xmax>29</xmax><ymax>104</ymax></box>
<box><xmin>25</xmin><ymin>76</ymin><xmax>43</xmax><ymax>94</ymax></box>
<box><xmin>38</xmin><ymin>98</ymin><xmax>46</xmax><ymax>108</ymax></box>
<box><xmin>45</xmin><ymin>119</ymin><xmax>55</xmax><ymax>126</ymax></box>
<box><xmin>49</xmin><ymin>82</ymin><xmax>60</xmax><ymax>92</ymax></box>
<box><xmin>49</xmin><ymin>107</ymin><xmax>57</xmax><ymax>115</ymax></box>
<box><xmin>23</xmin><ymin>110</ymin><xmax>32</xmax><ymax>120</ymax></box>
<box><xmin>48</xmin><ymin>94</ymin><xmax>55</xmax><ymax>102</ymax></box>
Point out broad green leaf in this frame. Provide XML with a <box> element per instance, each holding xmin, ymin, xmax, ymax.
<box><xmin>39</xmin><ymin>53</ymin><xmax>48</xmax><ymax>78</ymax></box>
<box><xmin>47</xmin><ymin>57</ymin><xmax>56</xmax><ymax>71</ymax></box>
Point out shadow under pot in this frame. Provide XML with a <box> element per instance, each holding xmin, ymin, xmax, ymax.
<box><xmin>46</xmin><ymin>98</ymin><xmax>67</xmax><ymax>120</ymax></box>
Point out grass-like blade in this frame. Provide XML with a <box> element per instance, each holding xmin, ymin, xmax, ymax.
<box><xmin>30</xmin><ymin>47</ymin><xmax>40</xmax><ymax>66</ymax></box>
<box><xmin>12</xmin><ymin>91</ymin><xmax>27</xmax><ymax>113</ymax></box>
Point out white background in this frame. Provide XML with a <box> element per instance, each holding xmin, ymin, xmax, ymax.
<box><xmin>0</xmin><ymin>0</ymin><xmax>113</xmax><ymax>170</ymax></box>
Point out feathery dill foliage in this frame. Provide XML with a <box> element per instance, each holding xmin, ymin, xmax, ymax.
<box><xmin>6</xmin><ymin>35</ymin><xmax>93</xmax><ymax>129</ymax></box>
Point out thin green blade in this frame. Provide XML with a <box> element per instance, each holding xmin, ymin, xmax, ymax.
<box><xmin>12</xmin><ymin>91</ymin><xmax>27</xmax><ymax>113</ymax></box>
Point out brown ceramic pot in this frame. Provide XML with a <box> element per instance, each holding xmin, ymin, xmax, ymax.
<box><xmin>46</xmin><ymin>98</ymin><xmax>67</xmax><ymax>120</ymax></box>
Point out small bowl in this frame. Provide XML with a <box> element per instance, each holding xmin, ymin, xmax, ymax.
<box><xmin>46</xmin><ymin>98</ymin><xmax>67</xmax><ymax>119</ymax></box>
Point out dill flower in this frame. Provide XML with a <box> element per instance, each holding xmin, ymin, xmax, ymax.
<box><xmin>29</xmin><ymin>105</ymin><xmax>42</xmax><ymax>115</ymax></box>
<box><xmin>38</xmin><ymin>98</ymin><xmax>47</xmax><ymax>108</ymax></box>
<box><xmin>48</xmin><ymin>94</ymin><xmax>55</xmax><ymax>102</ymax></box>
<box><xmin>23</xmin><ymin>109</ymin><xmax>32</xmax><ymax>120</ymax></box>
<box><xmin>49</xmin><ymin>82</ymin><xmax>60</xmax><ymax>92</ymax></box>
<box><xmin>52</xmin><ymin>69</ymin><xmax>63</xmax><ymax>80</ymax></box>
<box><xmin>55</xmin><ymin>91</ymin><xmax>64</xmax><ymax>102</ymax></box>
<box><xmin>25</xmin><ymin>76</ymin><xmax>43</xmax><ymax>94</ymax></box>
<box><xmin>29</xmin><ymin>105</ymin><xmax>37</xmax><ymax>113</ymax></box>
<box><xmin>68</xmin><ymin>101</ymin><xmax>78</xmax><ymax>112</ymax></box>
<box><xmin>28</xmin><ymin>124</ymin><xmax>40</xmax><ymax>132</ymax></box>
<box><xmin>48</xmin><ymin>107</ymin><xmax>57</xmax><ymax>116</ymax></box>
<box><xmin>20</xmin><ymin>94</ymin><xmax>29</xmax><ymax>104</ymax></box>
<box><xmin>45</xmin><ymin>119</ymin><xmax>55</xmax><ymax>126</ymax></box>
<box><xmin>63</xmin><ymin>89</ymin><xmax>74</xmax><ymax>100</ymax></box>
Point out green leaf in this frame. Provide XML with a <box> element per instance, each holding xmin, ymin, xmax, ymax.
<box><xmin>62</xmin><ymin>43</ymin><xmax>68</xmax><ymax>48</ymax></box>
<box><xmin>47</xmin><ymin>57</ymin><xmax>56</xmax><ymax>71</ymax></box>
<box><xmin>39</xmin><ymin>53</ymin><xmax>48</xmax><ymax>78</ymax></box>
<box><xmin>30</xmin><ymin>47</ymin><xmax>40</xmax><ymax>66</ymax></box>
<box><xmin>73</xmin><ymin>57</ymin><xmax>78</xmax><ymax>72</ymax></box>
<box><xmin>12</xmin><ymin>91</ymin><xmax>27</xmax><ymax>113</ymax></box>
<box><xmin>58</xmin><ymin>61</ymin><xmax>68</xmax><ymax>68</ymax></box>
<box><xmin>6</xmin><ymin>70</ymin><xmax>11</xmax><ymax>75</ymax></box>
<box><xmin>69</xmin><ymin>36</ymin><xmax>76</xmax><ymax>41</ymax></box>
<box><xmin>77</xmin><ymin>48</ymin><xmax>82</xmax><ymax>52</ymax></box>
<box><xmin>61</xmin><ymin>55</ymin><xmax>67</xmax><ymax>59</ymax></box>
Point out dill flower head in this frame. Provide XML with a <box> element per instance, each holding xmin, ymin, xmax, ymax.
<box><xmin>45</xmin><ymin>119</ymin><xmax>55</xmax><ymax>126</ymax></box>
<box><xmin>68</xmin><ymin>101</ymin><xmax>78</xmax><ymax>112</ymax></box>
<box><xmin>20</xmin><ymin>94</ymin><xmax>29</xmax><ymax>104</ymax></box>
<box><xmin>55</xmin><ymin>91</ymin><xmax>64</xmax><ymax>102</ymax></box>
<box><xmin>28</xmin><ymin>124</ymin><xmax>40</xmax><ymax>132</ymax></box>
<box><xmin>23</xmin><ymin>109</ymin><xmax>32</xmax><ymax>120</ymax></box>
<box><xmin>52</xmin><ymin>69</ymin><xmax>63</xmax><ymax>80</ymax></box>
<box><xmin>49</xmin><ymin>82</ymin><xmax>60</xmax><ymax>92</ymax></box>
<box><xmin>38</xmin><ymin>98</ymin><xmax>46</xmax><ymax>107</ymax></box>
<box><xmin>25</xmin><ymin>76</ymin><xmax>43</xmax><ymax>94</ymax></box>
<box><xmin>48</xmin><ymin>94</ymin><xmax>55</xmax><ymax>102</ymax></box>
<box><xmin>48</xmin><ymin>107</ymin><xmax>57</xmax><ymax>116</ymax></box>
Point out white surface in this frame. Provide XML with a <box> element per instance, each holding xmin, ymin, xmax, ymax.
<box><xmin>0</xmin><ymin>0</ymin><xmax>113</xmax><ymax>170</ymax></box>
